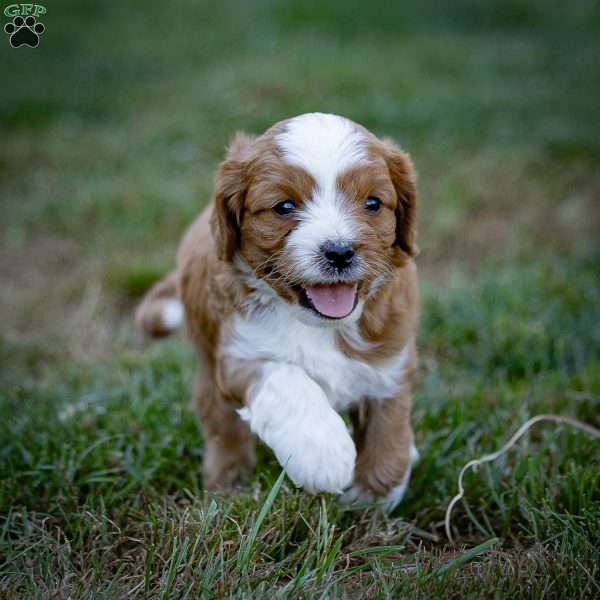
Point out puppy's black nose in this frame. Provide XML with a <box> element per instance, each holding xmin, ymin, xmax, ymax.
<box><xmin>321</xmin><ymin>241</ymin><xmax>356</xmax><ymax>271</ymax></box>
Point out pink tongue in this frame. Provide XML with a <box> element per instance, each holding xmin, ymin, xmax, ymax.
<box><xmin>305</xmin><ymin>283</ymin><xmax>357</xmax><ymax>318</ymax></box>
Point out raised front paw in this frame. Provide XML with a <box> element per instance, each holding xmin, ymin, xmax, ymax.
<box><xmin>278</xmin><ymin>408</ymin><xmax>356</xmax><ymax>493</ymax></box>
<box><xmin>239</xmin><ymin>364</ymin><xmax>356</xmax><ymax>494</ymax></box>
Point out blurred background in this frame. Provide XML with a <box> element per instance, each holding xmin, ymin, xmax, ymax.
<box><xmin>1</xmin><ymin>0</ymin><xmax>599</xmax><ymax>367</ymax></box>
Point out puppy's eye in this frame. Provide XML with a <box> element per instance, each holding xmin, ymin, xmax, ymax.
<box><xmin>365</xmin><ymin>196</ymin><xmax>381</xmax><ymax>212</ymax></box>
<box><xmin>273</xmin><ymin>200</ymin><xmax>296</xmax><ymax>216</ymax></box>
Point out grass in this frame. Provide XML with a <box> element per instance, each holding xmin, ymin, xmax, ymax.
<box><xmin>1</xmin><ymin>0</ymin><xmax>599</xmax><ymax>597</ymax></box>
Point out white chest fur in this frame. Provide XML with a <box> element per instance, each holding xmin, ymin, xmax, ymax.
<box><xmin>224</xmin><ymin>297</ymin><xmax>409</xmax><ymax>410</ymax></box>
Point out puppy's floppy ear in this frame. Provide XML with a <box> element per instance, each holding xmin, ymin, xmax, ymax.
<box><xmin>210</xmin><ymin>133</ymin><xmax>256</xmax><ymax>262</ymax></box>
<box><xmin>381</xmin><ymin>138</ymin><xmax>419</xmax><ymax>258</ymax></box>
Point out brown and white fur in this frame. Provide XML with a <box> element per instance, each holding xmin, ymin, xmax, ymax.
<box><xmin>136</xmin><ymin>113</ymin><xmax>420</xmax><ymax>509</ymax></box>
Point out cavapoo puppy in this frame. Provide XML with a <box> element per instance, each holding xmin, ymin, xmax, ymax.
<box><xmin>136</xmin><ymin>112</ymin><xmax>420</xmax><ymax>509</ymax></box>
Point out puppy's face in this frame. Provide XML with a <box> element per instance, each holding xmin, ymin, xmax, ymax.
<box><xmin>211</xmin><ymin>113</ymin><xmax>417</xmax><ymax>325</ymax></box>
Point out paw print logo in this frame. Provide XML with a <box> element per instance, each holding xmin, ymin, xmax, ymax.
<box><xmin>4</xmin><ymin>15</ymin><xmax>45</xmax><ymax>48</ymax></box>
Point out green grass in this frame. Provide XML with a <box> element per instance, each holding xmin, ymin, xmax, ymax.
<box><xmin>1</xmin><ymin>1</ymin><xmax>599</xmax><ymax>597</ymax></box>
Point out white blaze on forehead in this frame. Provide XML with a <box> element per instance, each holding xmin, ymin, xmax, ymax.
<box><xmin>276</xmin><ymin>113</ymin><xmax>369</xmax><ymax>280</ymax></box>
<box><xmin>276</xmin><ymin>113</ymin><xmax>369</xmax><ymax>186</ymax></box>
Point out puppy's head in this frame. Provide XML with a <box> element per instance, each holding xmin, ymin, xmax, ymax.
<box><xmin>211</xmin><ymin>113</ymin><xmax>417</xmax><ymax>325</ymax></box>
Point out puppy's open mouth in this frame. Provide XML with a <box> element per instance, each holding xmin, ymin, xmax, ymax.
<box><xmin>296</xmin><ymin>282</ymin><xmax>359</xmax><ymax>319</ymax></box>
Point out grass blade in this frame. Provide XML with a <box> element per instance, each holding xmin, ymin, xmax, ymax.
<box><xmin>237</xmin><ymin>469</ymin><xmax>286</xmax><ymax>571</ymax></box>
<box><xmin>426</xmin><ymin>537</ymin><xmax>500</xmax><ymax>581</ymax></box>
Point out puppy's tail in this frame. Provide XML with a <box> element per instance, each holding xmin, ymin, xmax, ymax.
<box><xmin>135</xmin><ymin>271</ymin><xmax>184</xmax><ymax>338</ymax></box>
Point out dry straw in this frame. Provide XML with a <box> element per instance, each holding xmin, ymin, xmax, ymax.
<box><xmin>445</xmin><ymin>414</ymin><xmax>600</xmax><ymax>545</ymax></box>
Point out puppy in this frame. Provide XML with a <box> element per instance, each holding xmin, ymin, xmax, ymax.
<box><xmin>136</xmin><ymin>113</ymin><xmax>420</xmax><ymax>509</ymax></box>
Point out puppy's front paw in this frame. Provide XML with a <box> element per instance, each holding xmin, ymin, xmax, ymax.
<box><xmin>341</xmin><ymin>445</ymin><xmax>419</xmax><ymax>511</ymax></box>
<box><xmin>240</xmin><ymin>364</ymin><xmax>356</xmax><ymax>494</ymax></box>
<box><xmin>278</xmin><ymin>409</ymin><xmax>356</xmax><ymax>493</ymax></box>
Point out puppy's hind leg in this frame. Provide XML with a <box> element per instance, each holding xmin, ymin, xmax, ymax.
<box><xmin>193</xmin><ymin>371</ymin><xmax>256</xmax><ymax>491</ymax></box>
